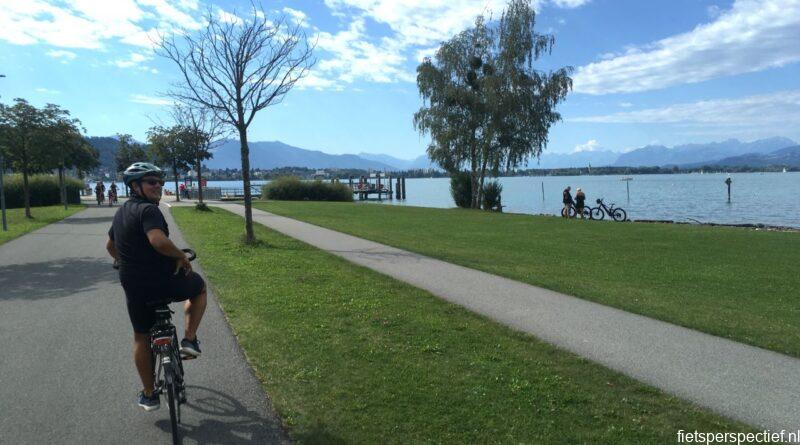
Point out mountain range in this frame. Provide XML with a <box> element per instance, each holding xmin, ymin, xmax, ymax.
<box><xmin>87</xmin><ymin>136</ymin><xmax>800</xmax><ymax>173</ymax></box>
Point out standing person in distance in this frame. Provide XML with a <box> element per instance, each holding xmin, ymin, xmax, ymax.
<box><xmin>105</xmin><ymin>162</ymin><xmax>208</xmax><ymax>411</ymax></box>
<box><xmin>562</xmin><ymin>186</ymin><xmax>574</xmax><ymax>218</ymax></box>
<box><xmin>575</xmin><ymin>188</ymin><xmax>586</xmax><ymax>219</ymax></box>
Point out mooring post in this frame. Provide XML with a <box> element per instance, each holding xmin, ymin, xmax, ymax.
<box><xmin>621</xmin><ymin>177</ymin><xmax>632</xmax><ymax>202</ymax></box>
<box><xmin>725</xmin><ymin>176</ymin><xmax>732</xmax><ymax>203</ymax></box>
<box><xmin>396</xmin><ymin>178</ymin><xmax>400</xmax><ymax>199</ymax></box>
<box><xmin>401</xmin><ymin>177</ymin><xmax>406</xmax><ymax>200</ymax></box>
<box><xmin>541</xmin><ymin>181</ymin><xmax>545</xmax><ymax>203</ymax></box>
<box><xmin>388</xmin><ymin>175</ymin><xmax>393</xmax><ymax>199</ymax></box>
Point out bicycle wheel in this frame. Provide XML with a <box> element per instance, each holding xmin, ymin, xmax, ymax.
<box><xmin>590</xmin><ymin>207</ymin><xmax>604</xmax><ymax>220</ymax></box>
<box><xmin>164</xmin><ymin>364</ymin><xmax>180</xmax><ymax>445</ymax></box>
<box><xmin>580</xmin><ymin>207</ymin><xmax>592</xmax><ymax>219</ymax></box>
<box><xmin>612</xmin><ymin>208</ymin><xmax>627</xmax><ymax>222</ymax></box>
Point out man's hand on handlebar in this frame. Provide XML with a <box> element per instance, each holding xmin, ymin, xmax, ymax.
<box><xmin>174</xmin><ymin>249</ymin><xmax>196</xmax><ymax>275</ymax></box>
<box><xmin>174</xmin><ymin>256</ymin><xmax>192</xmax><ymax>275</ymax></box>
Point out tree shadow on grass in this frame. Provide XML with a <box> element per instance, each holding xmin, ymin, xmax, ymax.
<box><xmin>0</xmin><ymin>257</ymin><xmax>117</xmax><ymax>301</ymax></box>
<box><xmin>155</xmin><ymin>385</ymin><xmax>293</xmax><ymax>445</ymax></box>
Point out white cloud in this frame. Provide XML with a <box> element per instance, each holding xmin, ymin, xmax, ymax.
<box><xmin>217</xmin><ymin>9</ymin><xmax>243</xmax><ymax>25</ymax></box>
<box><xmin>618</xmin><ymin>102</ymin><xmax>633</xmax><ymax>108</ymax></box>
<box><xmin>283</xmin><ymin>7</ymin><xmax>309</xmax><ymax>26</ymax></box>
<box><xmin>573</xmin><ymin>139</ymin><xmax>602</xmax><ymax>152</ymax></box>
<box><xmin>0</xmin><ymin>0</ymin><xmax>201</xmax><ymax>49</ymax></box>
<box><xmin>313</xmin><ymin>18</ymin><xmax>415</xmax><ymax>87</ymax></box>
<box><xmin>35</xmin><ymin>87</ymin><xmax>60</xmax><ymax>94</ymax></box>
<box><xmin>316</xmin><ymin>0</ymin><xmax>590</xmax><ymax>88</ymax></box>
<box><xmin>570</xmin><ymin>90</ymin><xmax>800</xmax><ymax>139</ymax></box>
<box><xmin>113</xmin><ymin>52</ymin><xmax>150</xmax><ymax>68</ymax></box>
<box><xmin>573</xmin><ymin>0</ymin><xmax>800</xmax><ymax>95</ymax></box>
<box><xmin>552</xmin><ymin>0</ymin><xmax>590</xmax><ymax>8</ymax></box>
<box><xmin>130</xmin><ymin>94</ymin><xmax>172</xmax><ymax>105</ymax></box>
<box><xmin>46</xmin><ymin>50</ymin><xmax>77</xmax><ymax>60</ymax></box>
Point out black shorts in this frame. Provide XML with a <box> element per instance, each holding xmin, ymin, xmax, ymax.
<box><xmin>121</xmin><ymin>271</ymin><xmax>205</xmax><ymax>334</ymax></box>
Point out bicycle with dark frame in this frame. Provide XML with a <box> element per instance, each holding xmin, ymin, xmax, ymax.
<box><xmin>590</xmin><ymin>198</ymin><xmax>627</xmax><ymax>222</ymax></box>
<box><xmin>114</xmin><ymin>248</ymin><xmax>197</xmax><ymax>445</ymax></box>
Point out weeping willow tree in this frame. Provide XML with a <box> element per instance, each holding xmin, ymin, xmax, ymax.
<box><xmin>415</xmin><ymin>0</ymin><xmax>573</xmax><ymax>208</ymax></box>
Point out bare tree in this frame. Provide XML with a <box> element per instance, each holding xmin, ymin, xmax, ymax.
<box><xmin>170</xmin><ymin>104</ymin><xmax>227</xmax><ymax>206</ymax></box>
<box><xmin>157</xmin><ymin>4</ymin><xmax>315</xmax><ymax>243</ymax></box>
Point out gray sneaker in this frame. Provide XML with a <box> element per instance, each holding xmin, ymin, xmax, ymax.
<box><xmin>180</xmin><ymin>337</ymin><xmax>201</xmax><ymax>358</ymax></box>
<box><xmin>137</xmin><ymin>391</ymin><xmax>160</xmax><ymax>411</ymax></box>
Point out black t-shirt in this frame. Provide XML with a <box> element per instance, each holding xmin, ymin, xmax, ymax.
<box><xmin>108</xmin><ymin>196</ymin><xmax>174</xmax><ymax>281</ymax></box>
<box><xmin>563</xmin><ymin>189</ymin><xmax>574</xmax><ymax>204</ymax></box>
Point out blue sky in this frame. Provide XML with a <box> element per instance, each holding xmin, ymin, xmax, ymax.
<box><xmin>1</xmin><ymin>0</ymin><xmax>799</xmax><ymax>160</ymax></box>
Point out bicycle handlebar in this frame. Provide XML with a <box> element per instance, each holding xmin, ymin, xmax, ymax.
<box><xmin>182</xmin><ymin>248</ymin><xmax>196</xmax><ymax>262</ymax></box>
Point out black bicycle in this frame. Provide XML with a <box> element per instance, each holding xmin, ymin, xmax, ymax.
<box><xmin>147</xmin><ymin>248</ymin><xmax>196</xmax><ymax>445</ymax></box>
<box><xmin>561</xmin><ymin>204</ymin><xmax>591</xmax><ymax>219</ymax></box>
<box><xmin>114</xmin><ymin>249</ymin><xmax>196</xmax><ymax>444</ymax></box>
<box><xmin>590</xmin><ymin>198</ymin><xmax>627</xmax><ymax>222</ymax></box>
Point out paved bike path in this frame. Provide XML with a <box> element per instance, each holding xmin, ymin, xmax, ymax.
<box><xmin>211</xmin><ymin>202</ymin><xmax>800</xmax><ymax>435</ymax></box>
<box><xmin>0</xmin><ymin>205</ymin><xmax>289</xmax><ymax>444</ymax></box>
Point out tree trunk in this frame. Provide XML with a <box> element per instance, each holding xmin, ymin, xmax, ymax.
<box><xmin>59</xmin><ymin>164</ymin><xmax>67</xmax><ymax>210</ymax></box>
<box><xmin>196</xmin><ymin>157</ymin><xmax>204</xmax><ymax>204</ymax></box>
<box><xmin>470</xmin><ymin>147</ymin><xmax>479</xmax><ymax>209</ymax></box>
<box><xmin>478</xmin><ymin>155</ymin><xmax>489</xmax><ymax>210</ymax></box>
<box><xmin>173</xmin><ymin>161</ymin><xmax>180</xmax><ymax>202</ymax></box>
<box><xmin>238</xmin><ymin>127</ymin><xmax>255</xmax><ymax>243</ymax></box>
<box><xmin>22</xmin><ymin>169</ymin><xmax>31</xmax><ymax>219</ymax></box>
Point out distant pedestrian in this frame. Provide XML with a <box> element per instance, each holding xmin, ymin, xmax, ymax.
<box><xmin>95</xmin><ymin>182</ymin><xmax>106</xmax><ymax>206</ymax></box>
<box><xmin>575</xmin><ymin>188</ymin><xmax>586</xmax><ymax>219</ymax></box>
<box><xmin>562</xmin><ymin>186</ymin><xmax>574</xmax><ymax>218</ymax></box>
<box><xmin>109</xmin><ymin>183</ymin><xmax>118</xmax><ymax>205</ymax></box>
<box><xmin>179</xmin><ymin>183</ymin><xmax>187</xmax><ymax>199</ymax></box>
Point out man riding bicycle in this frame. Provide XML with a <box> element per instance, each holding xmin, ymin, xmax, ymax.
<box><xmin>108</xmin><ymin>182</ymin><xmax>118</xmax><ymax>206</ymax></box>
<box><xmin>95</xmin><ymin>182</ymin><xmax>105</xmax><ymax>206</ymax></box>
<box><xmin>105</xmin><ymin>162</ymin><xmax>207</xmax><ymax>411</ymax></box>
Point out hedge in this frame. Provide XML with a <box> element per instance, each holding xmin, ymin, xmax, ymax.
<box><xmin>1</xmin><ymin>174</ymin><xmax>83</xmax><ymax>208</ymax></box>
<box><xmin>262</xmin><ymin>176</ymin><xmax>353</xmax><ymax>202</ymax></box>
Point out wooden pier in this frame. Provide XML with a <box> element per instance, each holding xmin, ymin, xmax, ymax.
<box><xmin>348</xmin><ymin>173</ymin><xmax>406</xmax><ymax>201</ymax></box>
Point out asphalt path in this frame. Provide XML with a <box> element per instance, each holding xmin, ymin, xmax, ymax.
<box><xmin>0</xmin><ymin>205</ymin><xmax>289</xmax><ymax>444</ymax></box>
<box><xmin>211</xmin><ymin>202</ymin><xmax>800</xmax><ymax>437</ymax></box>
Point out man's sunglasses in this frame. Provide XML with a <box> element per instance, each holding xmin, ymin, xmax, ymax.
<box><xmin>142</xmin><ymin>179</ymin><xmax>165</xmax><ymax>186</ymax></box>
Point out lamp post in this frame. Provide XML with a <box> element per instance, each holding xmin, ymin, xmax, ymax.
<box><xmin>1</xmin><ymin>73</ymin><xmax>7</xmax><ymax>231</ymax></box>
<box><xmin>0</xmin><ymin>151</ymin><xmax>6</xmax><ymax>231</ymax></box>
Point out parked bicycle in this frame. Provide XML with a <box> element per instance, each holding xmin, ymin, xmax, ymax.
<box><xmin>115</xmin><ymin>248</ymin><xmax>196</xmax><ymax>445</ymax></box>
<box><xmin>561</xmin><ymin>204</ymin><xmax>591</xmax><ymax>219</ymax></box>
<box><xmin>590</xmin><ymin>198</ymin><xmax>627</xmax><ymax>222</ymax></box>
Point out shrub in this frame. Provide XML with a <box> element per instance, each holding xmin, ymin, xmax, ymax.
<box><xmin>482</xmin><ymin>180</ymin><xmax>503</xmax><ymax>211</ymax></box>
<box><xmin>1</xmin><ymin>174</ymin><xmax>83</xmax><ymax>208</ymax></box>
<box><xmin>262</xmin><ymin>176</ymin><xmax>353</xmax><ymax>202</ymax></box>
<box><xmin>450</xmin><ymin>171</ymin><xmax>472</xmax><ymax>208</ymax></box>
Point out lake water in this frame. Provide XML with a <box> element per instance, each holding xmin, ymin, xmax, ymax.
<box><xmin>92</xmin><ymin>172</ymin><xmax>800</xmax><ymax>228</ymax></box>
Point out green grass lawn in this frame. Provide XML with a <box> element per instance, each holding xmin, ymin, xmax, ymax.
<box><xmin>0</xmin><ymin>205</ymin><xmax>86</xmax><ymax>245</ymax></box>
<box><xmin>173</xmin><ymin>207</ymin><xmax>752</xmax><ymax>444</ymax></box>
<box><xmin>252</xmin><ymin>201</ymin><xmax>800</xmax><ymax>358</ymax></box>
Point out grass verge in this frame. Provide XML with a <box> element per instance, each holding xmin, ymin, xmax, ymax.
<box><xmin>251</xmin><ymin>201</ymin><xmax>800</xmax><ymax>358</ymax></box>
<box><xmin>173</xmin><ymin>206</ymin><xmax>752</xmax><ymax>444</ymax></box>
<box><xmin>0</xmin><ymin>205</ymin><xmax>86</xmax><ymax>245</ymax></box>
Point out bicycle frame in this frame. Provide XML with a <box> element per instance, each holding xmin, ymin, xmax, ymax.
<box><xmin>150</xmin><ymin>308</ymin><xmax>184</xmax><ymax>392</ymax></box>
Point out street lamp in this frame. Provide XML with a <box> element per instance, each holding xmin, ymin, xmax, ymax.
<box><xmin>1</xmin><ymin>73</ymin><xmax>7</xmax><ymax>231</ymax></box>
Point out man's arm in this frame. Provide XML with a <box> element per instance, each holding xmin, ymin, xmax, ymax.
<box><xmin>146</xmin><ymin>229</ymin><xmax>192</xmax><ymax>274</ymax></box>
<box><xmin>106</xmin><ymin>237</ymin><xmax>119</xmax><ymax>261</ymax></box>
